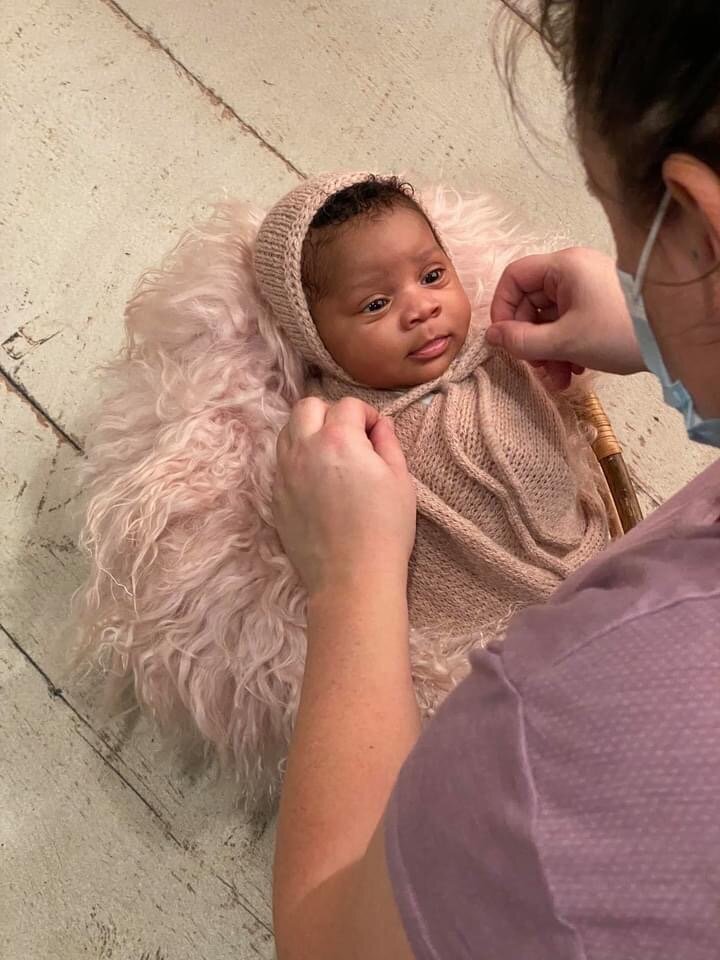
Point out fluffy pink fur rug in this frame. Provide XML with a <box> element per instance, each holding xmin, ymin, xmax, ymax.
<box><xmin>76</xmin><ymin>184</ymin><xmax>570</xmax><ymax>809</ymax></box>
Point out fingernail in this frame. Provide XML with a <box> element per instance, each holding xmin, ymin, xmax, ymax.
<box><xmin>485</xmin><ymin>325</ymin><xmax>501</xmax><ymax>346</ymax></box>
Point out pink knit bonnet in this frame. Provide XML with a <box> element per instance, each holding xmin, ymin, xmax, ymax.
<box><xmin>254</xmin><ymin>172</ymin><xmax>441</xmax><ymax>381</ymax></box>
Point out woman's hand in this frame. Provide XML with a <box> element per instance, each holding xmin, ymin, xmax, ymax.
<box><xmin>273</xmin><ymin>396</ymin><xmax>417</xmax><ymax>599</ymax></box>
<box><xmin>487</xmin><ymin>247</ymin><xmax>645</xmax><ymax>388</ymax></box>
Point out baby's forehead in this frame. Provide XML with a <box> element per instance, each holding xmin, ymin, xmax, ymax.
<box><xmin>321</xmin><ymin>209</ymin><xmax>443</xmax><ymax>279</ymax></box>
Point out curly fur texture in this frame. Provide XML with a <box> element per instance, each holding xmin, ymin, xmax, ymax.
<box><xmin>75</xmin><ymin>184</ymin><xmax>572</xmax><ymax>811</ymax></box>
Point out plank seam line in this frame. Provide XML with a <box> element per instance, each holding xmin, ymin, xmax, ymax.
<box><xmin>1</xmin><ymin>622</ymin><xmax>184</xmax><ymax>849</ymax></box>
<box><xmin>98</xmin><ymin>0</ymin><xmax>306</xmax><ymax>179</ymax></box>
<box><xmin>75</xmin><ymin>729</ymin><xmax>186</xmax><ymax>849</ymax></box>
<box><xmin>1</xmin><ymin>365</ymin><xmax>83</xmax><ymax>452</ymax></box>
<box><xmin>213</xmin><ymin>873</ymin><xmax>274</xmax><ymax>936</ymax></box>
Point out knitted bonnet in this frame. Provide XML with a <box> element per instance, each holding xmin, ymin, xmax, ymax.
<box><xmin>254</xmin><ymin>172</ymin><xmax>441</xmax><ymax>383</ymax></box>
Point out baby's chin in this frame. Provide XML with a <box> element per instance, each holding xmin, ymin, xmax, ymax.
<box><xmin>401</xmin><ymin>357</ymin><xmax>454</xmax><ymax>387</ymax></box>
<box><xmin>346</xmin><ymin>354</ymin><xmax>455</xmax><ymax>390</ymax></box>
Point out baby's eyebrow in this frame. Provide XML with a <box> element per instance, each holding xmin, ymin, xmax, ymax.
<box><xmin>344</xmin><ymin>272</ymin><xmax>389</xmax><ymax>295</ymax></box>
<box><xmin>343</xmin><ymin>246</ymin><xmax>446</xmax><ymax>296</ymax></box>
<box><xmin>414</xmin><ymin>246</ymin><xmax>444</xmax><ymax>262</ymax></box>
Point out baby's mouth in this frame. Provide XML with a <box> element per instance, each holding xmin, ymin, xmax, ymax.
<box><xmin>409</xmin><ymin>335</ymin><xmax>451</xmax><ymax>360</ymax></box>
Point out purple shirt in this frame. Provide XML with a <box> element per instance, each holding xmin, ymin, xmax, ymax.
<box><xmin>386</xmin><ymin>459</ymin><xmax>720</xmax><ymax>959</ymax></box>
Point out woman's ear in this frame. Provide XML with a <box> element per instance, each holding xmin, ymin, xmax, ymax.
<box><xmin>663</xmin><ymin>153</ymin><xmax>720</xmax><ymax>265</ymax></box>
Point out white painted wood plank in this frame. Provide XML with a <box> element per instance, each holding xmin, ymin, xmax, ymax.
<box><xmin>0</xmin><ymin>382</ymin><xmax>275</xmax><ymax>951</ymax></box>
<box><xmin>1</xmin><ymin>382</ymin><xmax>84</xmax><ymax>664</ymax></box>
<box><xmin>1</xmin><ymin>0</ymin><xmax>299</xmax><ymax>447</ymax></box>
<box><xmin>0</xmin><ymin>633</ymin><xmax>274</xmax><ymax>960</ymax></box>
<box><xmin>113</xmin><ymin>0</ymin><xmax>610</xmax><ymax>245</ymax></box>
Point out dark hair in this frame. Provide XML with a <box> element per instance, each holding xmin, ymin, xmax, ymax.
<box><xmin>499</xmin><ymin>1</ymin><xmax>720</xmax><ymax>218</ymax></box>
<box><xmin>301</xmin><ymin>176</ymin><xmax>428</xmax><ymax>300</ymax></box>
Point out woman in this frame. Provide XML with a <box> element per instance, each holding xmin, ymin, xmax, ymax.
<box><xmin>270</xmin><ymin>3</ymin><xmax>720</xmax><ymax>958</ymax></box>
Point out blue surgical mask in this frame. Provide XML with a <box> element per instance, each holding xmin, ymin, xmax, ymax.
<box><xmin>616</xmin><ymin>189</ymin><xmax>720</xmax><ymax>448</ymax></box>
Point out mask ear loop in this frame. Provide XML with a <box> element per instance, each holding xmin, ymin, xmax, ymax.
<box><xmin>633</xmin><ymin>189</ymin><xmax>673</xmax><ymax>297</ymax></box>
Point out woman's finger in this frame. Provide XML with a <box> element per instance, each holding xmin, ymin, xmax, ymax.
<box><xmin>286</xmin><ymin>396</ymin><xmax>329</xmax><ymax>441</ymax></box>
<box><xmin>512</xmin><ymin>296</ymin><xmax>545</xmax><ymax>327</ymax></box>
<box><xmin>485</xmin><ymin>316</ymin><xmax>569</xmax><ymax>362</ymax></box>
<box><xmin>490</xmin><ymin>254</ymin><xmax>558</xmax><ymax>325</ymax></box>
<box><xmin>368</xmin><ymin>416</ymin><xmax>409</xmax><ymax>475</ymax></box>
<box><xmin>323</xmin><ymin>396</ymin><xmax>382</xmax><ymax>437</ymax></box>
<box><xmin>536</xmin><ymin>304</ymin><xmax>560</xmax><ymax>323</ymax></box>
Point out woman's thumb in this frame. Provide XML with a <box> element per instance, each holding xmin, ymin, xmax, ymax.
<box><xmin>370</xmin><ymin>416</ymin><xmax>409</xmax><ymax>474</ymax></box>
<box><xmin>485</xmin><ymin>319</ymin><xmax>565</xmax><ymax>363</ymax></box>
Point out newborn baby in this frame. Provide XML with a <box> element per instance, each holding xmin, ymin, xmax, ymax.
<box><xmin>254</xmin><ymin>173</ymin><xmax>609</xmax><ymax>638</ymax></box>
<box><xmin>77</xmin><ymin>174</ymin><xmax>609</xmax><ymax>809</ymax></box>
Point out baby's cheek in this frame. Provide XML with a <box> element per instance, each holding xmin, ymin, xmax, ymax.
<box><xmin>458</xmin><ymin>288</ymin><xmax>472</xmax><ymax>323</ymax></box>
<box><xmin>355</xmin><ymin>329</ymin><xmax>396</xmax><ymax>375</ymax></box>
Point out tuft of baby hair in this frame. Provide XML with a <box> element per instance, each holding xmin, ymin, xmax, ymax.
<box><xmin>308</xmin><ymin>174</ymin><xmax>417</xmax><ymax>229</ymax></box>
<box><xmin>75</xmin><ymin>181</ymin><xmax>574</xmax><ymax>812</ymax></box>
<box><xmin>301</xmin><ymin>175</ymin><xmax>435</xmax><ymax>302</ymax></box>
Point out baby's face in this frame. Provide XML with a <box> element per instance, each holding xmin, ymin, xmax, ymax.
<box><xmin>308</xmin><ymin>207</ymin><xmax>471</xmax><ymax>389</ymax></box>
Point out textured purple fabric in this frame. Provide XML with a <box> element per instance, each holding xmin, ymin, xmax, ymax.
<box><xmin>386</xmin><ymin>460</ymin><xmax>720</xmax><ymax>959</ymax></box>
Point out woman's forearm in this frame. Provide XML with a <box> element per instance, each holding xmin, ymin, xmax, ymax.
<box><xmin>273</xmin><ymin>567</ymin><xmax>421</xmax><ymax>956</ymax></box>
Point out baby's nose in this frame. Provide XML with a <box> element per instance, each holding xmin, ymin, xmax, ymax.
<box><xmin>405</xmin><ymin>293</ymin><xmax>440</xmax><ymax>326</ymax></box>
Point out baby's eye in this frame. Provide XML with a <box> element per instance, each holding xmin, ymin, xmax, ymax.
<box><xmin>363</xmin><ymin>298</ymin><xmax>388</xmax><ymax>314</ymax></box>
<box><xmin>422</xmin><ymin>268</ymin><xmax>444</xmax><ymax>285</ymax></box>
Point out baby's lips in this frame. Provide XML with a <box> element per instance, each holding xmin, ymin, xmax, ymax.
<box><xmin>408</xmin><ymin>334</ymin><xmax>450</xmax><ymax>357</ymax></box>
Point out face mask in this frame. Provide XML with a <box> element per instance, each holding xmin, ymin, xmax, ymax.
<box><xmin>616</xmin><ymin>189</ymin><xmax>720</xmax><ymax>448</ymax></box>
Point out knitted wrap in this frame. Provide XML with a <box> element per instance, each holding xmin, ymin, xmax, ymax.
<box><xmin>256</xmin><ymin>174</ymin><xmax>609</xmax><ymax>637</ymax></box>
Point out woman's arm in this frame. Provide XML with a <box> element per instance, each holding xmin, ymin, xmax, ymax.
<box><xmin>271</xmin><ymin>397</ymin><xmax>420</xmax><ymax>960</ymax></box>
<box><xmin>274</xmin><ymin>581</ymin><xmax>420</xmax><ymax>959</ymax></box>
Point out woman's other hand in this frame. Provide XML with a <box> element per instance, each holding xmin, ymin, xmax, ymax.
<box><xmin>487</xmin><ymin>247</ymin><xmax>645</xmax><ymax>389</ymax></box>
<box><xmin>273</xmin><ymin>396</ymin><xmax>416</xmax><ymax>599</ymax></box>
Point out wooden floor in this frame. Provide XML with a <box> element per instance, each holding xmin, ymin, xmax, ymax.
<box><xmin>2</xmin><ymin>1</ymin><xmax>716</xmax><ymax>957</ymax></box>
